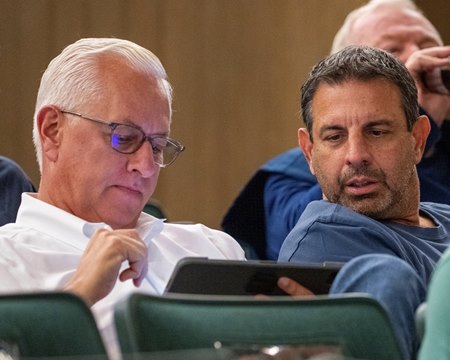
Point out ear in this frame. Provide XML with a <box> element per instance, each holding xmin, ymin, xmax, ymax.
<box><xmin>37</xmin><ymin>105</ymin><xmax>64</xmax><ymax>164</ymax></box>
<box><xmin>411</xmin><ymin>115</ymin><xmax>431</xmax><ymax>163</ymax></box>
<box><xmin>298</xmin><ymin>127</ymin><xmax>315</xmax><ymax>175</ymax></box>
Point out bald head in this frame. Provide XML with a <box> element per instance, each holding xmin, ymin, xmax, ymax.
<box><xmin>332</xmin><ymin>0</ymin><xmax>442</xmax><ymax>63</ymax></box>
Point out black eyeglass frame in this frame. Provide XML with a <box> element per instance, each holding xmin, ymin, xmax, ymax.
<box><xmin>61</xmin><ymin>110</ymin><xmax>185</xmax><ymax>168</ymax></box>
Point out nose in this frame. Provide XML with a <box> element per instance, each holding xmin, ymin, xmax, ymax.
<box><xmin>344</xmin><ymin>134</ymin><xmax>372</xmax><ymax>168</ymax></box>
<box><xmin>126</xmin><ymin>140</ymin><xmax>159</xmax><ymax>177</ymax></box>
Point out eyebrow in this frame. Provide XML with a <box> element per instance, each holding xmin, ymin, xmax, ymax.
<box><xmin>376</xmin><ymin>32</ymin><xmax>441</xmax><ymax>48</ymax></box>
<box><xmin>318</xmin><ymin>119</ymin><xmax>395</xmax><ymax>136</ymax></box>
<box><xmin>120</xmin><ymin>118</ymin><xmax>170</xmax><ymax>137</ymax></box>
<box><xmin>363</xmin><ymin>120</ymin><xmax>395</xmax><ymax>128</ymax></box>
<box><xmin>318</xmin><ymin>125</ymin><xmax>344</xmax><ymax>137</ymax></box>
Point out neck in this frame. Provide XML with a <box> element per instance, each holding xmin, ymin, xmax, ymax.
<box><xmin>391</xmin><ymin>210</ymin><xmax>436</xmax><ymax>228</ymax></box>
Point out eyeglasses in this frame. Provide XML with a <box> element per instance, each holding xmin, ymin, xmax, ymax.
<box><xmin>61</xmin><ymin>110</ymin><xmax>185</xmax><ymax>168</ymax></box>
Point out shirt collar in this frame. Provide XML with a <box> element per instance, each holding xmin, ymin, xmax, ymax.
<box><xmin>16</xmin><ymin>193</ymin><xmax>165</xmax><ymax>251</ymax></box>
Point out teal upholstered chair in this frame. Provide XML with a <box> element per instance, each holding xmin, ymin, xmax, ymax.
<box><xmin>0</xmin><ymin>292</ymin><xmax>108</xmax><ymax>359</ymax></box>
<box><xmin>143</xmin><ymin>198</ymin><xmax>168</xmax><ymax>219</ymax></box>
<box><xmin>114</xmin><ymin>292</ymin><xmax>402</xmax><ymax>360</ymax></box>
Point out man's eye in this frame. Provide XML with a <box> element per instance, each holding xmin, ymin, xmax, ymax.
<box><xmin>112</xmin><ymin>134</ymin><xmax>136</xmax><ymax>146</ymax></box>
<box><xmin>370</xmin><ymin>129</ymin><xmax>387</xmax><ymax>137</ymax></box>
<box><xmin>119</xmin><ymin>135</ymin><xmax>134</xmax><ymax>143</ymax></box>
<box><xmin>151</xmin><ymin>138</ymin><xmax>168</xmax><ymax>154</ymax></box>
<box><xmin>152</xmin><ymin>145</ymin><xmax>163</xmax><ymax>154</ymax></box>
<box><xmin>324</xmin><ymin>134</ymin><xmax>342</xmax><ymax>142</ymax></box>
<box><xmin>380</xmin><ymin>44</ymin><xmax>402</xmax><ymax>57</ymax></box>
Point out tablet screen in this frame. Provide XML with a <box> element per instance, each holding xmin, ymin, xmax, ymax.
<box><xmin>164</xmin><ymin>258</ymin><xmax>342</xmax><ymax>295</ymax></box>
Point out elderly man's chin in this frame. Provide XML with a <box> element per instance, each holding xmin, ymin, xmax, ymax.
<box><xmin>102</xmin><ymin>207</ymin><xmax>143</xmax><ymax>229</ymax></box>
<box><xmin>100</xmin><ymin>196</ymin><xmax>148</xmax><ymax>228</ymax></box>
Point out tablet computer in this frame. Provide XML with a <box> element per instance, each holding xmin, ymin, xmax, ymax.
<box><xmin>164</xmin><ymin>258</ymin><xmax>343</xmax><ymax>296</ymax></box>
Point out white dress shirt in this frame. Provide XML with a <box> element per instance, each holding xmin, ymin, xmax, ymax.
<box><xmin>0</xmin><ymin>193</ymin><xmax>245</xmax><ymax>359</ymax></box>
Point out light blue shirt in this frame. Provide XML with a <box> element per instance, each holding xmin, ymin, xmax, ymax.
<box><xmin>279</xmin><ymin>200</ymin><xmax>450</xmax><ymax>286</ymax></box>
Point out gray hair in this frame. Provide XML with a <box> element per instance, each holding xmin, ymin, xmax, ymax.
<box><xmin>331</xmin><ymin>0</ymin><xmax>426</xmax><ymax>53</ymax></box>
<box><xmin>301</xmin><ymin>46</ymin><xmax>419</xmax><ymax>139</ymax></box>
<box><xmin>33</xmin><ymin>38</ymin><xmax>172</xmax><ymax>171</ymax></box>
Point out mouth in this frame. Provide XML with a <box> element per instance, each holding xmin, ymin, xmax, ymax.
<box><xmin>344</xmin><ymin>177</ymin><xmax>380</xmax><ymax>195</ymax></box>
<box><xmin>114</xmin><ymin>185</ymin><xmax>143</xmax><ymax>196</ymax></box>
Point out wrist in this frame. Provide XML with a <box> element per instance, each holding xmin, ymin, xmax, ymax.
<box><xmin>64</xmin><ymin>280</ymin><xmax>95</xmax><ymax>307</ymax></box>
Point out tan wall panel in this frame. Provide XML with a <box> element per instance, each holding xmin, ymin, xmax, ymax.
<box><xmin>417</xmin><ymin>0</ymin><xmax>450</xmax><ymax>45</ymax></box>
<box><xmin>1</xmin><ymin>0</ymin><xmax>447</xmax><ymax>230</ymax></box>
<box><xmin>153</xmin><ymin>0</ymin><xmax>368</xmax><ymax>225</ymax></box>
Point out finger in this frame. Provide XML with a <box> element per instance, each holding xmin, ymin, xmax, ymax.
<box><xmin>277</xmin><ymin>276</ymin><xmax>315</xmax><ymax>297</ymax></box>
<box><xmin>108</xmin><ymin>229</ymin><xmax>148</xmax><ymax>264</ymax></box>
<box><xmin>119</xmin><ymin>256</ymin><xmax>148</xmax><ymax>282</ymax></box>
<box><xmin>119</xmin><ymin>244</ymin><xmax>148</xmax><ymax>284</ymax></box>
<box><xmin>134</xmin><ymin>260</ymin><xmax>149</xmax><ymax>287</ymax></box>
<box><xmin>119</xmin><ymin>268</ymin><xmax>139</xmax><ymax>282</ymax></box>
<box><xmin>407</xmin><ymin>53</ymin><xmax>450</xmax><ymax>74</ymax></box>
<box><xmin>417</xmin><ymin>45</ymin><xmax>450</xmax><ymax>58</ymax></box>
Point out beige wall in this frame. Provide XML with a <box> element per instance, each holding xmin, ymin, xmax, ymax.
<box><xmin>1</xmin><ymin>0</ymin><xmax>449</xmax><ymax>229</ymax></box>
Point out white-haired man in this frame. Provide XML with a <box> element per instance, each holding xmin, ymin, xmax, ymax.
<box><xmin>0</xmin><ymin>38</ymin><xmax>246</xmax><ymax>359</ymax></box>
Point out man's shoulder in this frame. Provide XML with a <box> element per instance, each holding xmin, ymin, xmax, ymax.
<box><xmin>299</xmin><ymin>201</ymin><xmax>450</xmax><ymax>232</ymax></box>
<box><xmin>420</xmin><ymin>202</ymin><xmax>450</xmax><ymax>211</ymax></box>
<box><xmin>280</xmin><ymin>201</ymin><xmax>390</xmax><ymax>263</ymax></box>
<box><xmin>0</xmin><ymin>222</ymin><xmax>29</xmax><ymax>234</ymax></box>
<box><xmin>157</xmin><ymin>222</ymin><xmax>246</xmax><ymax>259</ymax></box>
<box><xmin>420</xmin><ymin>202</ymin><xmax>450</xmax><ymax>220</ymax></box>
<box><xmin>0</xmin><ymin>157</ymin><xmax>34</xmax><ymax>186</ymax></box>
<box><xmin>161</xmin><ymin>221</ymin><xmax>242</xmax><ymax>243</ymax></box>
<box><xmin>420</xmin><ymin>202</ymin><xmax>450</xmax><ymax>225</ymax></box>
<box><xmin>301</xmin><ymin>200</ymin><xmax>379</xmax><ymax>227</ymax></box>
<box><xmin>0</xmin><ymin>223</ymin><xmax>42</xmax><ymax>253</ymax></box>
<box><xmin>0</xmin><ymin>223</ymin><xmax>50</xmax><ymax>242</ymax></box>
<box><xmin>161</xmin><ymin>221</ymin><xmax>216</xmax><ymax>234</ymax></box>
<box><xmin>0</xmin><ymin>156</ymin><xmax>20</xmax><ymax>172</ymax></box>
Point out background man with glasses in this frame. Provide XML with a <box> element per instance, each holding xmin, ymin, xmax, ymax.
<box><xmin>0</xmin><ymin>38</ymin><xmax>245</xmax><ymax>359</ymax></box>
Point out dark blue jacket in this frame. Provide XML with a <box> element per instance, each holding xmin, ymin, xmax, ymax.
<box><xmin>0</xmin><ymin>156</ymin><xmax>36</xmax><ymax>225</ymax></box>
